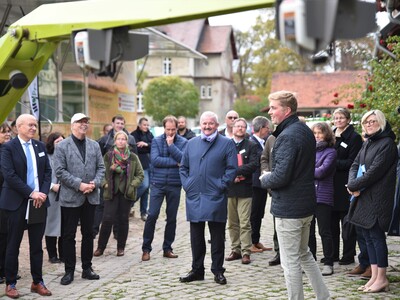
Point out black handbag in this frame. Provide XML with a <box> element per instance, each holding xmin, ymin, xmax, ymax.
<box><xmin>342</xmin><ymin>198</ymin><xmax>357</xmax><ymax>241</ymax></box>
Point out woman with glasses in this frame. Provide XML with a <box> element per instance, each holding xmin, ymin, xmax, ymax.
<box><xmin>0</xmin><ymin>122</ymin><xmax>12</xmax><ymax>283</ymax></box>
<box><xmin>347</xmin><ymin>110</ymin><xmax>397</xmax><ymax>293</ymax></box>
<box><xmin>331</xmin><ymin>108</ymin><xmax>362</xmax><ymax>266</ymax></box>
<box><xmin>94</xmin><ymin>131</ymin><xmax>144</xmax><ymax>257</ymax></box>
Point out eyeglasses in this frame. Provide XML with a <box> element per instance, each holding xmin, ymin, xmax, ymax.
<box><xmin>227</xmin><ymin>116</ymin><xmax>238</xmax><ymax>120</ymax></box>
<box><xmin>362</xmin><ymin>120</ymin><xmax>377</xmax><ymax>126</ymax></box>
<box><xmin>234</xmin><ymin>125</ymin><xmax>246</xmax><ymax>129</ymax></box>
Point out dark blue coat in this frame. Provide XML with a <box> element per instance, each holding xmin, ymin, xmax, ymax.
<box><xmin>180</xmin><ymin>134</ymin><xmax>237</xmax><ymax>222</ymax></box>
<box><xmin>0</xmin><ymin>138</ymin><xmax>51</xmax><ymax>211</ymax></box>
<box><xmin>261</xmin><ymin>115</ymin><xmax>316</xmax><ymax>219</ymax></box>
<box><xmin>315</xmin><ymin>143</ymin><xmax>336</xmax><ymax>206</ymax></box>
<box><xmin>150</xmin><ymin>133</ymin><xmax>187</xmax><ymax>186</ymax></box>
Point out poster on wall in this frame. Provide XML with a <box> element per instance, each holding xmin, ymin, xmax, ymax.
<box><xmin>118</xmin><ymin>93</ymin><xmax>135</xmax><ymax>112</ymax></box>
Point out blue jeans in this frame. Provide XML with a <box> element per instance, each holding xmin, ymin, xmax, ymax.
<box><xmin>356</xmin><ymin>225</ymin><xmax>370</xmax><ymax>268</ymax></box>
<box><xmin>136</xmin><ymin>169</ymin><xmax>150</xmax><ymax>216</ymax></box>
<box><xmin>142</xmin><ymin>183</ymin><xmax>181</xmax><ymax>253</ymax></box>
<box><xmin>362</xmin><ymin>222</ymin><xmax>388</xmax><ymax>267</ymax></box>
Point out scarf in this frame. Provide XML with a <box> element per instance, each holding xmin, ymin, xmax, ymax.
<box><xmin>111</xmin><ymin>145</ymin><xmax>130</xmax><ymax>174</ymax></box>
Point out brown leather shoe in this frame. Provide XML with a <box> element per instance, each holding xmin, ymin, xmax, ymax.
<box><xmin>225</xmin><ymin>251</ymin><xmax>242</xmax><ymax>261</ymax></box>
<box><xmin>255</xmin><ymin>242</ymin><xmax>272</xmax><ymax>251</ymax></box>
<box><xmin>5</xmin><ymin>284</ymin><xmax>19</xmax><ymax>299</ymax></box>
<box><xmin>163</xmin><ymin>251</ymin><xmax>178</xmax><ymax>258</ymax></box>
<box><xmin>93</xmin><ymin>248</ymin><xmax>104</xmax><ymax>257</ymax></box>
<box><xmin>347</xmin><ymin>264</ymin><xmax>365</xmax><ymax>277</ymax></box>
<box><xmin>142</xmin><ymin>251</ymin><xmax>150</xmax><ymax>261</ymax></box>
<box><xmin>241</xmin><ymin>254</ymin><xmax>251</xmax><ymax>264</ymax></box>
<box><xmin>31</xmin><ymin>281</ymin><xmax>52</xmax><ymax>296</ymax></box>
<box><xmin>360</xmin><ymin>266</ymin><xmax>372</xmax><ymax>280</ymax></box>
<box><xmin>250</xmin><ymin>244</ymin><xmax>263</xmax><ymax>253</ymax></box>
<box><xmin>117</xmin><ymin>249</ymin><xmax>124</xmax><ymax>257</ymax></box>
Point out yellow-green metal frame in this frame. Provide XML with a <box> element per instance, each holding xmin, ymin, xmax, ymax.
<box><xmin>0</xmin><ymin>0</ymin><xmax>274</xmax><ymax>122</ymax></box>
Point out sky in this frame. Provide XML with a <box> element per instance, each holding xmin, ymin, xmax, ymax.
<box><xmin>208</xmin><ymin>9</ymin><xmax>267</xmax><ymax>32</ymax></box>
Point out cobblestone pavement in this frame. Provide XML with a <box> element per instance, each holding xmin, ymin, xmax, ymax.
<box><xmin>2</xmin><ymin>193</ymin><xmax>400</xmax><ymax>299</ymax></box>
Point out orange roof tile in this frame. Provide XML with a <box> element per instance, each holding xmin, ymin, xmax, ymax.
<box><xmin>270</xmin><ymin>70</ymin><xmax>368</xmax><ymax>109</ymax></box>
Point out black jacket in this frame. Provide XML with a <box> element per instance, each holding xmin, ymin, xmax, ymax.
<box><xmin>261</xmin><ymin>115</ymin><xmax>316</xmax><ymax>218</ymax></box>
<box><xmin>178</xmin><ymin>128</ymin><xmax>196</xmax><ymax>140</ymax></box>
<box><xmin>250</xmin><ymin>135</ymin><xmax>265</xmax><ymax>189</ymax></box>
<box><xmin>131</xmin><ymin>127</ymin><xmax>154</xmax><ymax>170</ymax></box>
<box><xmin>333</xmin><ymin>125</ymin><xmax>362</xmax><ymax>211</ymax></box>
<box><xmin>347</xmin><ymin>123</ymin><xmax>398</xmax><ymax>231</ymax></box>
<box><xmin>227</xmin><ymin>138</ymin><xmax>258</xmax><ymax>198</ymax></box>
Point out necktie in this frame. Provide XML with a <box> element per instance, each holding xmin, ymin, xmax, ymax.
<box><xmin>24</xmin><ymin>142</ymin><xmax>35</xmax><ymax>190</ymax></box>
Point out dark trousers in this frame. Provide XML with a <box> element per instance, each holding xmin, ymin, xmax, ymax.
<box><xmin>142</xmin><ymin>183</ymin><xmax>181</xmax><ymax>252</ymax></box>
<box><xmin>331</xmin><ymin>210</ymin><xmax>356</xmax><ymax>260</ymax></box>
<box><xmin>45</xmin><ymin>236</ymin><xmax>63</xmax><ymax>260</ymax></box>
<box><xmin>136</xmin><ymin>169</ymin><xmax>150</xmax><ymax>216</ymax></box>
<box><xmin>62</xmin><ymin>199</ymin><xmax>95</xmax><ymax>273</ymax></box>
<box><xmin>355</xmin><ymin>225</ymin><xmax>370</xmax><ymax>268</ymax></box>
<box><xmin>0</xmin><ymin>209</ymin><xmax>8</xmax><ymax>278</ymax></box>
<box><xmin>98</xmin><ymin>193</ymin><xmax>131</xmax><ymax>250</ymax></box>
<box><xmin>362</xmin><ymin>222</ymin><xmax>388</xmax><ymax>267</ymax></box>
<box><xmin>190</xmin><ymin>221</ymin><xmax>226</xmax><ymax>275</ymax></box>
<box><xmin>250</xmin><ymin>187</ymin><xmax>268</xmax><ymax>244</ymax></box>
<box><xmin>272</xmin><ymin>216</ymin><xmax>279</xmax><ymax>253</ymax></box>
<box><xmin>309</xmin><ymin>204</ymin><xmax>334</xmax><ymax>265</ymax></box>
<box><xmin>6</xmin><ymin>203</ymin><xmax>45</xmax><ymax>285</ymax></box>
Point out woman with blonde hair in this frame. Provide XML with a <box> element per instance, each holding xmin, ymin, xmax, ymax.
<box><xmin>347</xmin><ymin>110</ymin><xmax>397</xmax><ymax>293</ymax></box>
<box><xmin>94</xmin><ymin>131</ymin><xmax>144</xmax><ymax>257</ymax></box>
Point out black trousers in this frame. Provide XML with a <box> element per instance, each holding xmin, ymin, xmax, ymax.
<box><xmin>61</xmin><ymin>199</ymin><xmax>95</xmax><ymax>273</ymax></box>
<box><xmin>97</xmin><ymin>193</ymin><xmax>131</xmax><ymax>250</ymax></box>
<box><xmin>190</xmin><ymin>221</ymin><xmax>225</xmax><ymax>275</ymax></box>
<box><xmin>6</xmin><ymin>203</ymin><xmax>45</xmax><ymax>285</ymax></box>
<box><xmin>331</xmin><ymin>210</ymin><xmax>356</xmax><ymax>260</ymax></box>
<box><xmin>0</xmin><ymin>209</ymin><xmax>8</xmax><ymax>278</ymax></box>
<box><xmin>45</xmin><ymin>236</ymin><xmax>63</xmax><ymax>260</ymax></box>
<box><xmin>309</xmin><ymin>204</ymin><xmax>334</xmax><ymax>265</ymax></box>
<box><xmin>250</xmin><ymin>187</ymin><xmax>268</xmax><ymax>244</ymax></box>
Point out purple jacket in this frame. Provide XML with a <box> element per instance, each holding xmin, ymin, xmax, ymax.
<box><xmin>315</xmin><ymin>143</ymin><xmax>337</xmax><ymax>206</ymax></box>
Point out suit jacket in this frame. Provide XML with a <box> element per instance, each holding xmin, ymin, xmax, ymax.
<box><xmin>54</xmin><ymin>135</ymin><xmax>105</xmax><ymax>207</ymax></box>
<box><xmin>0</xmin><ymin>138</ymin><xmax>51</xmax><ymax>211</ymax></box>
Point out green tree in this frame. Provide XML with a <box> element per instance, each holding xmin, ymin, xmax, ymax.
<box><xmin>143</xmin><ymin>76</ymin><xmax>199</xmax><ymax>122</ymax></box>
<box><xmin>352</xmin><ymin>36</ymin><xmax>400</xmax><ymax>140</ymax></box>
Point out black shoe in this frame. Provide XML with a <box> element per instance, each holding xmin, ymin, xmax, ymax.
<box><xmin>0</xmin><ymin>276</ymin><xmax>4</xmax><ymax>284</ymax></box>
<box><xmin>179</xmin><ymin>271</ymin><xmax>204</xmax><ymax>283</ymax></box>
<box><xmin>82</xmin><ymin>267</ymin><xmax>100</xmax><ymax>280</ymax></box>
<box><xmin>338</xmin><ymin>257</ymin><xmax>355</xmax><ymax>265</ymax></box>
<box><xmin>269</xmin><ymin>254</ymin><xmax>280</xmax><ymax>266</ymax></box>
<box><xmin>214</xmin><ymin>273</ymin><xmax>227</xmax><ymax>285</ymax></box>
<box><xmin>60</xmin><ymin>272</ymin><xmax>74</xmax><ymax>285</ymax></box>
<box><xmin>49</xmin><ymin>257</ymin><xmax>62</xmax><ymax>264</ymax></box>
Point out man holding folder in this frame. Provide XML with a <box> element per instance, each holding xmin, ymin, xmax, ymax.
<box><xmin>0</xmin><ymin>114</ymin><xmax>52</xmax><ymax>298</ymax></box>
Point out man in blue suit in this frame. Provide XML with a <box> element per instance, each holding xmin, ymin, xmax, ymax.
<box><xmin>0</xmin><ymin>114</ymin><xmax>52</xmax><ymax>298</ymax></box>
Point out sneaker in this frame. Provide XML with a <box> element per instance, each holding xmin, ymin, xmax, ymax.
<box><xmin>321</xmin><ymin>265</ymin><xmax>333</xmax><ymax>276</ymax></box>
<box><xmin>347</xmin><ymin>264</ymin><xmax>365</xmax><ymax>277</ymax></box>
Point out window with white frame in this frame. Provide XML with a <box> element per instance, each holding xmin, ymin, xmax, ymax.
<box><xmin>163</xmin><ymin>57</ymin><xmax>171</xmax><ymax>75</ymax></box>
<box><xmin>207</xmin><ymin>85</ymin><xmax>212</xmax><ymax>99</ymax></box>
<box><xmin>137</xmin><ymin>92</ymin><xmax>144</xmax><ymax>112</ymax></box>
<box><xmin>200</xmin><ymin>85</ymin><xmax>206</xmax><ymax>99</ymax></box>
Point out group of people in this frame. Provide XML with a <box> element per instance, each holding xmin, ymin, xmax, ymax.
<box><xmin>0</xmin><ymin>89</ymin><xmax>398</xmax><ymax>299</ymax></box>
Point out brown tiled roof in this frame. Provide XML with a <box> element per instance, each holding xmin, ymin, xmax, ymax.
<box><xmin>156</xmin><ymin>19</ymin><xmax>205</xmax><ymax>49</ymax></box>
<box><xmin>270</xmin><ymin>71</ymin><xmax>368</xmax><ymax>109</ymax></box>
<box><xmin>198</xmin><ymin>25</ymin><xmax>237</xmax><ymax>58</ymax></box>
<box><xmin>156</xmin><ymin>18</ymin><xmax>237</xmax><ymax>58</ymax></box>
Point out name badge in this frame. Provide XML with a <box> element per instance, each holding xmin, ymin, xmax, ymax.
<box><xmin>38</xmin><ymin>152</ymin><xmax>45</xmax><ymax>157</ymax></box>
<box><xmin>340</xmin><ymin>142</ymin><xmax>348</xmax><ymax>148</ymax></box>
<box><xmin>239</xmin><ymin>149</ymin><xmax>246</xmax><ymax>154</ymax></box>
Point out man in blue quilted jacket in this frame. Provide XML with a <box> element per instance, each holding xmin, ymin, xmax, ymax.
<box><xmin>141</xmin><ymin>115</ymin><xmax>187</xmax><ymax>261</ymax></box>
<box><xmin>260</xmin><ymin>91</ymin><xmax>330</xmax><ymax>300</ymax></box>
